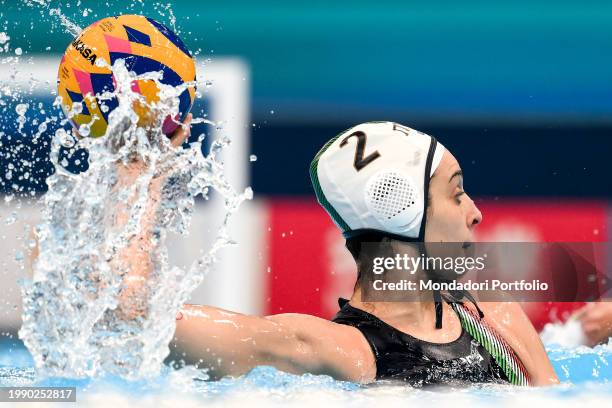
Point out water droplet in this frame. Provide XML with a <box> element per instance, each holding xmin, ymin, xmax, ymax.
<box><xmin>249</xmin><ymin>154</ymin><xmax>257</xmax><ymax>162</ymax></box>
<box><xmin>4</xmin><ymin>211</ymin><xmax>17</xmax><ymax>225</ymax></box>
<box><xmin>14</xmin><ymin>47</ymin><xmax>23</xmax><ymax>56</ymax></box>
<box><xmin>15</xmin><ymin>103</ymin><xmax>29</xmax><ymax>116</ymax></box>
<box><xmin>71</xmin><ymin>102</ymin><xmax>83</xmax><ymax>115</ymax></box>
<box><xmin>78</xmin><ymin>123</ymin><xmax>90</xmax><ymax>137</ymax></box>
<box><xmin>95</xmin><ymin>58</ymin><xmax>108</xmax><ymax>68</ymax></box>
<box><xmin>56</xmin><ymin>128</ymin><xmax>76</xmax><ymax>148</ymax></box>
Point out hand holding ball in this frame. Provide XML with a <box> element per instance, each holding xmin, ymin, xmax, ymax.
<box><xmin>57</xmin><ymin>14</ymin><xmax>196</xmax><ymax>137</ymax></box>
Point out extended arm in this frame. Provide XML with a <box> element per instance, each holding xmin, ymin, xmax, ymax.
<box><xmin>171</xmin><ymin>305</ymin><xmax>375</xmax><ymax>382</ymax></box>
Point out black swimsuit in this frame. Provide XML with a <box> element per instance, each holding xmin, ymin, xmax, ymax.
<box><xmin>332</xmin><ymin>298</ymin><xmax>509</xmax><ymax>386</ymax></box>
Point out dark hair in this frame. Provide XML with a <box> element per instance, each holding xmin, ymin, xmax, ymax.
<box><xmin>345</xmin><ymin>232</ymin><xmax>392</xmax><ymax>290</ymax></box>
<box><xmin>345</xmin><ymin>231</ymin><xmax>384</xmax><ymax>262</ymax></box>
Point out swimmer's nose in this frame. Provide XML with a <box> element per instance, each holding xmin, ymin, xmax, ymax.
<box><xmin>176</xmin><ymin>311</ymin><xmax>183</xmax><ymax>320</ymax></box>
<box><xmin>466</xmin><ymin>195</ymin><xmax>483</xmax><ymax>229</ymax></box>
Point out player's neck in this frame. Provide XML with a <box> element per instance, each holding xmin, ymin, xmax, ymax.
<box><xmin>349</xmin><ymin>286</ymin><xmax>436</xmax><ymax>324</ymax></box>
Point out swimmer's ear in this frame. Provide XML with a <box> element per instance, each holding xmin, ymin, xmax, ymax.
<box><xmin>170</xmin><ymin>113</ymin><xmax>192</xmax><ymax>148</ymax></box>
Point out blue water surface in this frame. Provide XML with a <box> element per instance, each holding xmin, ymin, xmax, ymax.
<box><xmin>0</xmin><ymin>335</ymin><xmax>610</xmax><ymax>406</ymax></box>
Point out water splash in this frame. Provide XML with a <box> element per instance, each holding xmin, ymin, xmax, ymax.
<box><xmin>48</xmin><ymin>7</ymin><xmax>82</xmax><ymax>37</ymax></box>
<box><xmin>20</xmin><ymin>1</ymin><xmax>82</xmax><ymax>37</ymax></box>
<box><xmin>541</xmin><ymin>319</ymin><xmax>587</xmax><ymax>348</ymax></box>
<box><xmin>17</xmin><ymin>57</ymin><xmax>251</xmax><ymax>380</ymax></box>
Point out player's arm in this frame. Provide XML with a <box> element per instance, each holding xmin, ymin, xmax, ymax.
<box><xmin>481</xmin><ymin>301</ymin><xmax>559</xmax><ymax>386</ymax></box>
<box><xmin>110</xmin><ymin>115</ymin><xmax>192</xmax><ymax>319</ymax></box>
<box><xmin>171</xmin><ymin>304</ymin><xmax>376</xmax><ymax>382</ymax></box>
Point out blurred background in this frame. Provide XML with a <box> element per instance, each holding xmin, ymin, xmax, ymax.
<box><xmin>0</xmin><ymin>1</ymin><xmax>610</xmax><ymax>337</ymax></box>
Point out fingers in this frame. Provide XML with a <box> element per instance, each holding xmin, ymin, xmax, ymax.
<box><xmin>170</xmin><ymin>113</ymin><xmax>193</xmax><ymax>147</ymax></box>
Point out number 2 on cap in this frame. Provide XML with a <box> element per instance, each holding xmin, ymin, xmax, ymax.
<box><xmin>340</xmin><ymin>131</ymin><xmax>381</xmax><ymax>171</ymax></box>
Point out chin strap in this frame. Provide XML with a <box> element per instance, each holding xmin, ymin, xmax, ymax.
<box><xmin>433</xmin><ymin>289</ymin><xmax>443</xmax><ymax>329</ymax></box>
<box><xmin>434</xmin><ymin>288</ymin><xmax>484</xmax><ymax>329</ymax></box>
<box><xmin>454</xmin><ymin>289</ymin><xmax>485</xmax><ymax>319</ymax></box>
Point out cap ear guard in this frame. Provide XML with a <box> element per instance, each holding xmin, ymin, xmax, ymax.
<box><xmin>364</xmin><ymin>170</ymin><xmax>422</xmax><ymax>233</ymax></box>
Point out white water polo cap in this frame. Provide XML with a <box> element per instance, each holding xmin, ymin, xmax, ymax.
<box><xmin>310</xmin><ymin>122</ymin><xmax>445</xmax><ymax>241</ymax></box>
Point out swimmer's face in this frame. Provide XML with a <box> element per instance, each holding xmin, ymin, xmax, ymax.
<box><xmin>424</xmin><ymin>150</ymin><xmax>482</xmax><ymax>244</ymax></box>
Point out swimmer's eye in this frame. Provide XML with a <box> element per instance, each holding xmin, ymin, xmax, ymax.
<box><xmin>454</xmin><ymin>191</ymin><xmax>465</xmax><ymax>204</ymax></box>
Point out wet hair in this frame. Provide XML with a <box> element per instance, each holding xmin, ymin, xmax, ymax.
<box><xmin>346</xmin><ymin>232</ymin><xmax>390</xmax><ymax>291</ymax></box>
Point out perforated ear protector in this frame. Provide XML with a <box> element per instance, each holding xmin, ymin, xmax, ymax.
<box><xmin>364</xmin><ymin>170</ymin><xmax>422</xmax><ymax>232</ymax></box>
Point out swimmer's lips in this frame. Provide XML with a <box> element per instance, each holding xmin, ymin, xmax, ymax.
<box><xmin>462</xmin><ymin>241</ymin><xmax>477</xmax><ymax>259</ymax></box>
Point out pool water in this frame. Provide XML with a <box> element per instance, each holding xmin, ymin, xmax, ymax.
<box><xmin>1</xmin><ymin>334</ymin><xmax>610</xmax><ymax>407</ymax></box>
